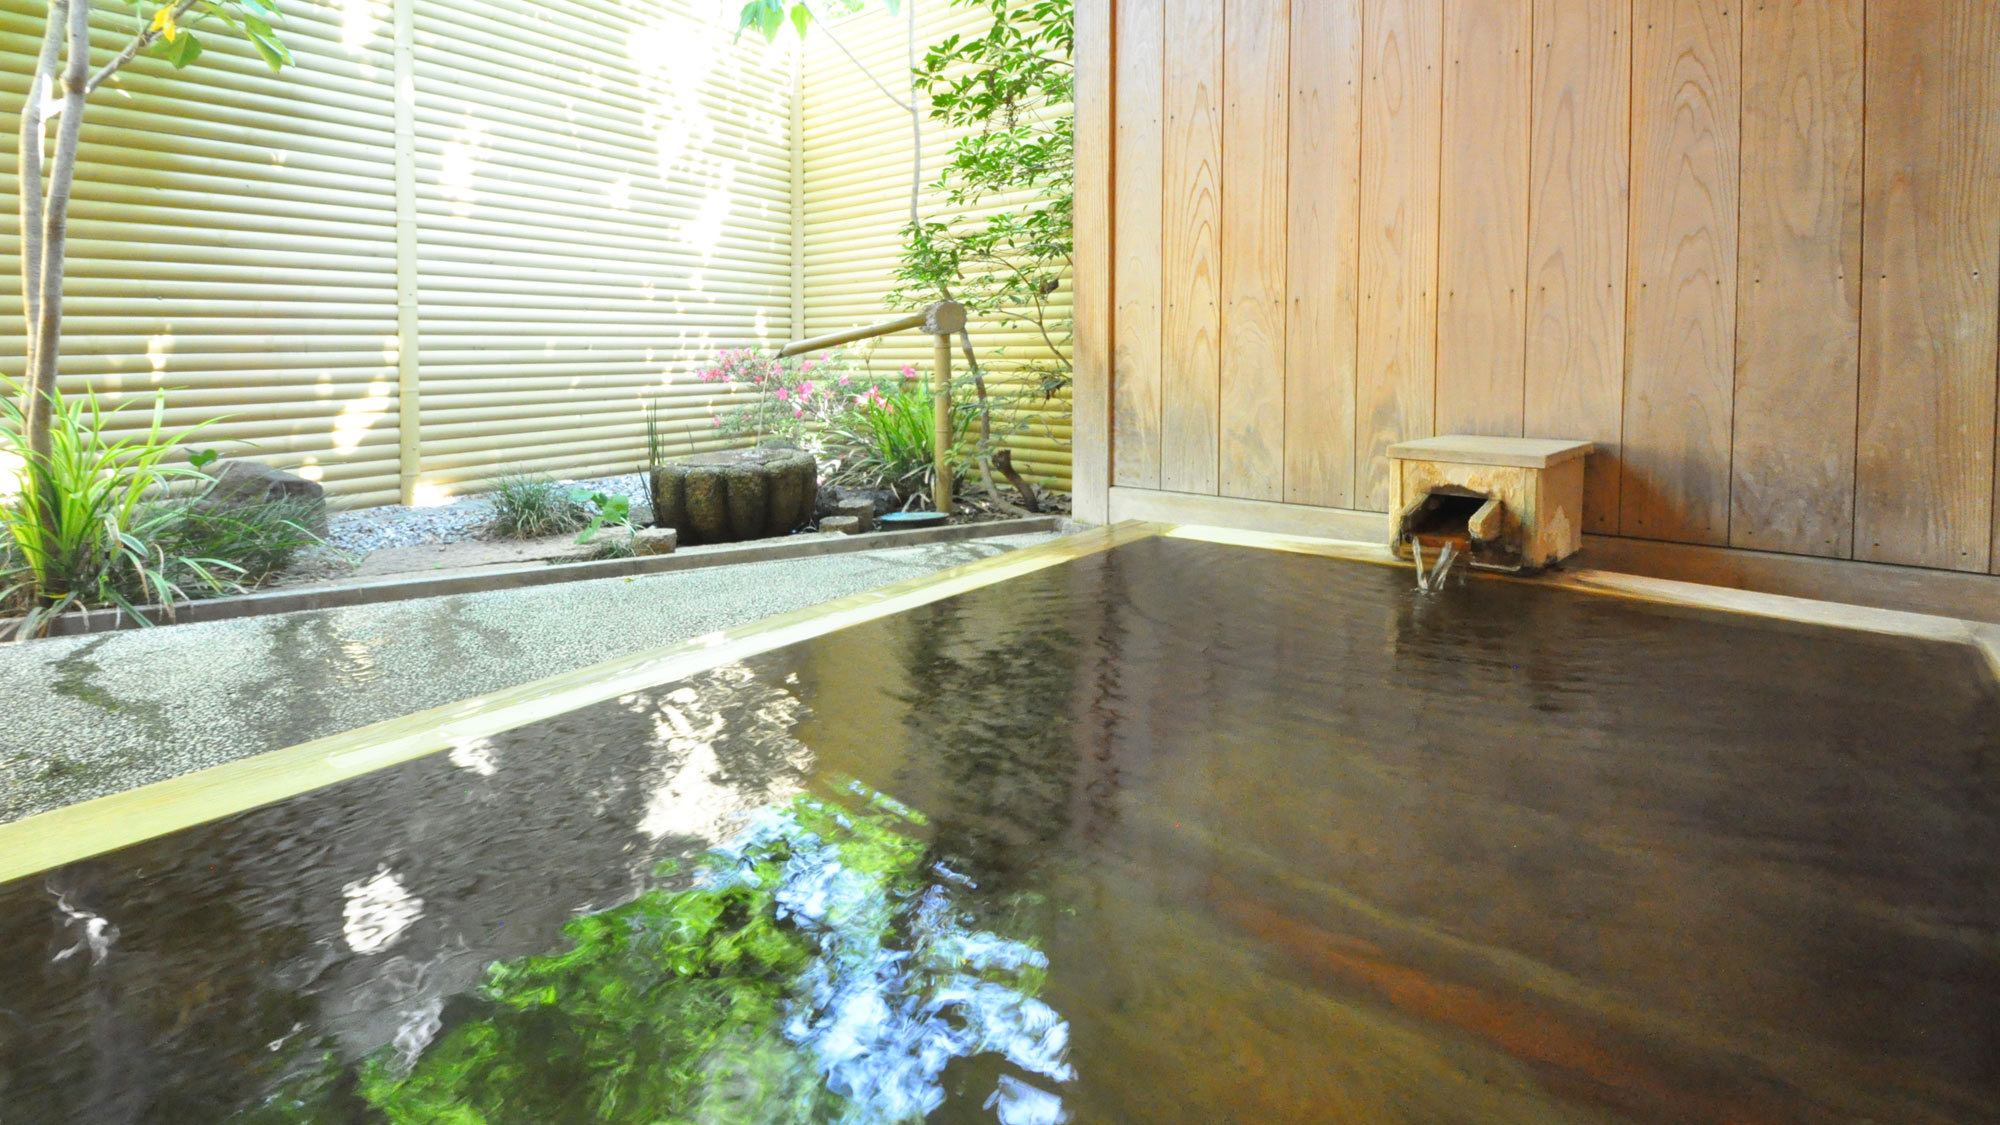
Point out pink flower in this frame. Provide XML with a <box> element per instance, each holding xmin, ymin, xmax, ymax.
<box><xmin>802</xmin><ymin>360</ymin><xmax>817</xmax><ymax>371</ymax></box>
<box><xmin>712</xmin><ymin>415</ymin><xmax>723</xmax><ymax>427</ymax></box>
<box><xmin>775</xmin><ymin>387</ymin><xmax>789</xmax><ymax>402</ymax></box>
<box><xmin>837</xmin><ymin>374</ymin><xmax>851</xmax><ymax>386</ymax></box>
<box><xmin>900</xmin><ymin>364</ymin><xmax>917</xmax><ymax>379</ymax></box>
<box><xmin>793</xmin><ymin>407</ymin><xmax>805</xmax><ymax>418</ymax></box>
<box><xmin>799</xmin><ymin>381</ymin><xmax>815</xmax><ymax>396</ymax></box>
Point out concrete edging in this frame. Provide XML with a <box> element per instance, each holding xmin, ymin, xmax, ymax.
<box><xmin>12</xmin><ymin>517</ymin><xmax>1067</xmax><ymax>641</ymax></box>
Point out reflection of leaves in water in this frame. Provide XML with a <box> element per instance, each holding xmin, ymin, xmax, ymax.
<box><xmin>239</xmin><ymin>787</ymin><xmax>1071</xmax><ymax>1124</ymax></box>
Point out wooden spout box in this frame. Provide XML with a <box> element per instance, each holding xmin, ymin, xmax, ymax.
<box><xmin>1387</xmin><ymin>436</ymin><xmax>1595</xmax><ymax>570</ymax></box>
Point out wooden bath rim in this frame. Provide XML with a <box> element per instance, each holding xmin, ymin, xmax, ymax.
<box><xmin>2</xmin><ymin>520</ymin><xmax>1993</xmax><ymax>885</ymax></box>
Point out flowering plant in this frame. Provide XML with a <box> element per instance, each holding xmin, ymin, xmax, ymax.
<box><xmin>699</xmin><ymin>348</ymin><xmax>912</xmax><ymax>455</ymax></box>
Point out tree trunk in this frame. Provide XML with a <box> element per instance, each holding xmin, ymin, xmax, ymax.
<box><xmin>17</xmin><ymin>0</ymin><xmax>86</xmax><ymax>577</ymax></box>
<box><xmin>26</xmin><ymin>0</ymin><xmax>90</xmax><ymax>488</ymax></box>
<box><xmin>17</xmin><ymin>1</ymin><xmax>65</xmax><ymax>390</ymax></box>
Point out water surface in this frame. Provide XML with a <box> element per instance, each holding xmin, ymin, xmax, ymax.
<box><xmin>3</xmin><ymin>537</ymin><xmax>1997</xmax><ymax>1123</ymax></box>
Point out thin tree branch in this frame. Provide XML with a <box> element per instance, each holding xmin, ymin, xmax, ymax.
<box><xmin>84</xmin><ymin>0</ymin><xmax>200</xmax><ymax>97</ymax></box>
<box><xmin>803</xmin><ymin>2</ymin><xmax>908</xmax><ymax>113</ymax></box>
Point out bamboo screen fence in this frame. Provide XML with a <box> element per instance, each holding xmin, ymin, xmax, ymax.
<box><xmin>1</xmin><ymin>0</ymin><xmax>1073</xmax><ymax>507</ymax></box>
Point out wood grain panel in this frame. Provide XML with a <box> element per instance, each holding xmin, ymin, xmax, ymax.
<box><xmin>1355</xmin><ymin>0</ymin><xmax>1444</xmax><ymax>511</ymax></box>
<box><xmin>1284</xmin><ymin>0</ymin><xmax>1364</xmax><ymax>509</ymax></box>
<box><xmin>1073</xmin><ymin>0</ymin><xmax>1115</xmax><ymax>521</ymax></box>
<box><xmin>1621</xmin><ymin>0</ymin><xmax>1740</xmax><ymax>543</ymax></box>
<box><xmin>1112</xmin><ymin>0</ymin><xmax>1164</xmax><ymax>489</ymax></box>
<box><xmin>1524</xmin><ymin>0</ymin><xmax>1629</xmax><ymax>534</ymax></box>
<box><xmin>1160</xmin><ymin>0</ymin><xmax>1224</xmax><ymax>494</ymax></box>
<box><xmin>1730</xmin><ymin>0</ymin><xmax>1862</xmax><ymax>558</ymax></box>
<box><xmin>1857</xmin><ymin>0</ymin><xmax>2000</xmax><ymax>572</ymax></box>
<box><xmin>1437</xmin><ymin>0</ymin><xmax>1532</xmax><ymax>438</ymax></box>
<box><xmin>1220</xmin><ymin>0</ymin><xmax>1289</xmax><ymax>500</ymax></box>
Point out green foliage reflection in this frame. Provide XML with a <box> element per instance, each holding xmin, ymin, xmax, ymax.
<box><xmin>239</xmin><ymin>788</ymin><xmax>1072</xmax><ymax>1124</ymax></box>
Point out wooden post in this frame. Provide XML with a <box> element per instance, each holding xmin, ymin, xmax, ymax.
<box><xmin>924</xmin><ymin>301</ymin><xmax>965</xmax><ymax>513</ymax></box>
<box><xmin>932</xmin><ymin>331</ymin><xmax>953</xmax><ymax>513</ymax></box>
<box><xmin>392</xmin><ymin>0</ymin><xmax>420</xmax><ymax>505</ymax></box>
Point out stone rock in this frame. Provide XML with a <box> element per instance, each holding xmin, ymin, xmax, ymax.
<box><xmin>834</xmin><ymin>497</ymin><xmax>876</xmax><ymax>532</ymax></box>
<box><xmin>199</xmin><ymin>459</ymin><xmax>328</xmax><ymax>535</ymax></box>
<box><xmin>815</xmin><ymin>485</ymin><xmax>900</xmax><ymax>520</ymax></box>
<box><xmin>590</xmin><ymin>526</ymin><xmax>635</xmax><ymax>556</ymax></box>
<box><xmin>649</xmin><ymin>446</ymin><xmax>817</xmax><ymax>546</ymax></box>
<box><xmin>633</xmin><ymin>526</ymin><xmax>677</xmax><ymax>556</ymax></box>
<box><xmin>818</xmin><ymin>516</ymin><xmax>862</xmax><ymax>535</ymax></box>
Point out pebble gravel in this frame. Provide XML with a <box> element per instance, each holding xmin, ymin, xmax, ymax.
<box><xmin>324</xmin><ymin>473</ymin><xmax>652</xmax><ymax>554</ymax></box>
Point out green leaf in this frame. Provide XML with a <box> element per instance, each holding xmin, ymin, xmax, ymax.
<box><xmin>199</xmin><ymin>1</ymin><xmax>241</xmax><ymax>32</ymax></box>
<box><xmin>168</xmin><ymin>31</ymin><xmax>203</xmax><ymax>68</ymax></box>
<box><xmin>244</xmin><ymin>27</ymin><xmax>292</xmax><ymax>71</ymax></box>
<box><xmin>758</xmin><ymin>2</ymin><xmax>782</xmax><ymax>40</ymax></box>
<box><xmin>789</xmin><ymin>2</ymin><xmax>809</xmax><ymax>38</ymax></box>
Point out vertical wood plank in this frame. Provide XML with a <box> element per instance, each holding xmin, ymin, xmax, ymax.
<box><xmin>1356</xmin><ymin>0</ymin><xmax>1444</xmax><ymax>511</ymax></box>
<box><xmin>1284</xmin><ymin>0</ymin><xmax>1365</xmax><ymax>508</ymax></box>
<box><xmin>1161</xmin><ymin>0</ymin><xmax>1224</xmax><ymax>495</ymax></box>
<box><xmin>1730</xmin><ymin>0</ymin><xmax>1862</xmax><ymax>558</ymax></box>
<box><xmin>1622</xmin><ymin>0</ymin><xmax>1740</xmax><ymax>543</ymax></box>
<box><xmin>1523</xmin><ymin>0</ymin><xmax>1629</xmax><ymax>533</ymax></box>
<box><xmin>1437</xmin><ymin>0</ymin><xmax>1533</xmax><ymax>438</ymax></box>
<box><xmin>1071</xmin><ymin>0</ymin><xmax>1115</xmax><ymax>522</ymax></box>
<box><xmin>1112</xmin><ymin>0</ymin><xmax>1164</xmax><ymax>490</ymax></box>
<box><xmin>1220</xmin><ymin>0</ymin><xmax>1290</xmax><ymax>500</ymax></box>
<box><xmin>1857</xmin><ymin>0</ymin><xmax>2000</xmax><ymax>572</ymax></box>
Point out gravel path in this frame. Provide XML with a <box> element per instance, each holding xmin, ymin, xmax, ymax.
<box><xmin>0</xmin><ymin>531</ymin><xmax>1061</xmax><ymax>824</ymax></box>
<box><xmin>324</xmin><ymin>473</ymin><xmax>651</xmax><ymax>554</ymax></box>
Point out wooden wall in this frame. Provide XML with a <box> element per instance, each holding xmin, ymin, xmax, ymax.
<box><xmin>1092</xmin><ymin>0</ymin><xmax>2000</xmax><ymax>577</ymax></box>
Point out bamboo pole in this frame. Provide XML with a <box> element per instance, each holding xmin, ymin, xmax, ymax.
<box><xmin>933</xmin><ymin>329</ymin><xmax>953</xmax><ymax>513</ymax></box>
<box><xmin>775</xmin><ymin>311</ymin><xmax>929</xmax><ymax>358</ymax></box>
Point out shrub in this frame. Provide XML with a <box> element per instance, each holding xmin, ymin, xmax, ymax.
<box><xmin>823</xmin><ymin>386</ymin><xmax>974</xmax><ymax>503</ymax></box>
<box><xmin>487</xmin><ymin>474</ymin><xmax>592</xmax><ymax>539</ymax></box>
<box><xmin>698</xmin><ymin>348</ymin><xmax>900</xmax><ymax>448</ymax></box>
<box><xmin>569</xmin><ymin>489</ymin><xmax>636</xmax><ymax>559</ymax></box>
<box><xmin>149</xmin><ymin>495</ymin><xmax>325</xmax><ymax>589</ymax></box>
<box><xmin>0</xmin><ymin>385</ymin><xmax>240</xmax><ymax>636</ymax></box>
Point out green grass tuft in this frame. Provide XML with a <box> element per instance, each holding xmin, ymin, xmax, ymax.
<box><xmin>149</xmin><ymin>496</ymin><xmax>326</xmax><ymax>590</ymax></box>
<box><xmin>487</xmin><ymin>474</ymin><xmax>593</xmax><ymax>539</ymax></box>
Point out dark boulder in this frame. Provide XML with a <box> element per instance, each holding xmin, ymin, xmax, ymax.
<box><xmin>199</xmin><ymin>459</ymin><xmax>327</xmax><ymax>535</ymax></box>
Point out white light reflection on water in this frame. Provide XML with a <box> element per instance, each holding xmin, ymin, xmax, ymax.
<box><xmin>988</xmin><ymin>1074</ymin><xmax>1070</xmax><ymax>1125</ymax></box>
<box><xmin>445</xmin><ymin>736</ymin><xmax>497</xmax><ymax>777</ymax></box>
<box><xmin>342</xmin><ymin>869</ymin><xmax>425</xmax><ymax>955</ymax></box>
<box><xmin>707</xmin><ymin>797</ymin><xmax>1077</xmax><ymax>1123</ymax></box>
<box><xmin>49</xmin><ymin>890</ymin><xmax>118</xmax><ymax>966</ymax></box>
<box><xmin>634</xmin><ymin>665</ymin><xmax>813</xmax><ymax>844</ymax></box>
